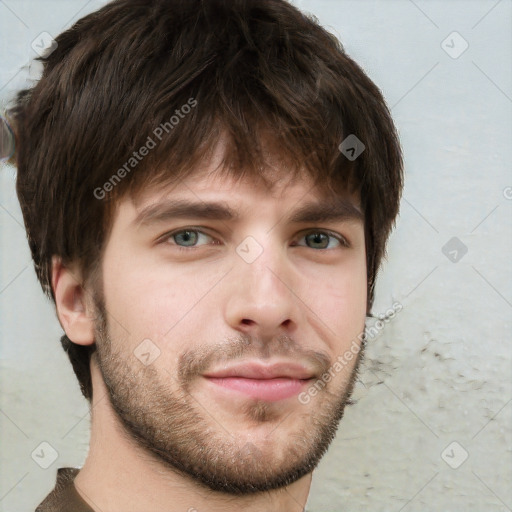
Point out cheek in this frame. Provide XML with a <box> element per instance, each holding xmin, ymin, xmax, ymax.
<box><xmin>304</xmin><ymin>259</ymin><xmax>367</xmax><ymax>346</ymax></box>
<box><xmin>101</xmin><ymin>251</ymin><xmax>223</xmax><ymax>348</ymax></box>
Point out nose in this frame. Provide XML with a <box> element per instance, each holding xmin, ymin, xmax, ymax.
<box><xmin>223</xmin><ymin>240</ymin><xmax>301</xmax><ymax>341</ymax></box>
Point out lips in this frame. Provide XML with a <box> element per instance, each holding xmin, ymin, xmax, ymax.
<box><xmin>203</xmin><ymin>361</ymin><xmax>316</xmax><ymax>401</ymax></box>
<box><xmin>202</xmin><ymin>361</ymin><xmax>316</xmax><ymax>380</ymax></box>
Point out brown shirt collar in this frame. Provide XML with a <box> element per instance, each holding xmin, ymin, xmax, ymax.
<box><xmin>35</xmin><ymin>468</ymin><xmax>94</xmax><ymax>512</ymax></box>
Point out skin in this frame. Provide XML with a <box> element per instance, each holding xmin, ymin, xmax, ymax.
<box><xmin>52</xmin><ymin>142</ymin><xmax>368</xmax><ymax>512</ymax></box>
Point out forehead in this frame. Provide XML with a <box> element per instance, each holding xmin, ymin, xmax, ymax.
<box><xmin>127</xmin><ymin>164</ymin><xmax>361</xmax><ymax>222</ymax></box>
<box><xmin>110</xmin><ymin>130</ymin><xmax>363</xmax><ymax>231</ymax></box>
<box><xmin>128</xmin><ymin>130</ymin><xmax>357</xmax><ymax>204</ymax></box>
<box><xmin>118</xmin><ymin>169</ymin><xmax>364</xmax><ymax>241</ymax></box>
<box><xmin>132</xmin><ymin>157</ymin><xmax>358</xmax><ymax>207</ymax></box>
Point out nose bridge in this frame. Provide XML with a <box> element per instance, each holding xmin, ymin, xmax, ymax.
<box><xmin>245</xmin><ymin>251</ymin><xmax>288</xmax><ymax>299</ymax></box>
<box><xmin>239</xmin><ymin>235</ymin><xmax>293</xmax><ymax>303</ymax></box>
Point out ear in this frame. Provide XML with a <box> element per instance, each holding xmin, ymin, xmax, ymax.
<box><xmin>51</xmin><ymin>256</ymin><xmax>96</xmax><ymax>346</ymax></box>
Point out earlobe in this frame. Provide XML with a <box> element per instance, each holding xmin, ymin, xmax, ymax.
<box><xmin>51</xmin><ymin>256</ymin><xmax>96</xmax><ymax>346</ymax></box>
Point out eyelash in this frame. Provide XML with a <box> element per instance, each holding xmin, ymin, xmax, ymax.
<box><xmin>160</xmin><ymin>228</ymin><xmax>350</xmax><ymax>252</ymax></box>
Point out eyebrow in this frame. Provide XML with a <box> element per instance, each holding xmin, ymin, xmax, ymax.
<box><xmin>133</xmin><ymin>197</ymin><xmax>364</xmax><ymax>228</ymax></box>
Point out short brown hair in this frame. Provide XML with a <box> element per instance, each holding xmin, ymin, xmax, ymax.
<box><xmin>7</xmin><ymin>0</ymin><xmax>403</xmax><ymax>401</ymax></box>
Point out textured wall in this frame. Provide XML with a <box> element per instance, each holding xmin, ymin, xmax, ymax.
<box><xmin>1</xmin><ymin>1</ymin><xmax>510</xmax><ymax>511</ymax></box>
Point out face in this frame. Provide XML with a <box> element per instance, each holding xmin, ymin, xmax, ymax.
<box><xmin>91</xmin><ymin>150</ymin><xmax>367</xmax><ymax>495</ymax></box>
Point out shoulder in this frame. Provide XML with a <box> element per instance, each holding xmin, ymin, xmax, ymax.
<box><xmin>35</xmin><ymin>468</ymin><xmax>93</xmax><ymax>512</ymax></box>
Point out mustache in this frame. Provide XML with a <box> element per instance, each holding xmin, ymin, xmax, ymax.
<box><xmin>177</xmin><ymin>333</ymin><xmax>332</xmax><ymax>385</ymax></box>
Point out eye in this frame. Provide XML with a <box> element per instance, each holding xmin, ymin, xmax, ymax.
<box><xmin>163</xmin><ymin>229</ymin><xmax>215</xmax><ymax>250</ymax></box>
<box><xmin>160</xmin><ymin>228</ymin><xmax>349</xmax><ymax>252</ymax></box>
<box><xmin>295</xmin><ymin>230</ymin><xmax>349</xmax><ymax>250</ymax></box>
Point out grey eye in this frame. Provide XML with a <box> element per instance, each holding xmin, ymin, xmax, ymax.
<box><xmin>305</xmin><ymin>232</ymin><xmax>331</xmax><ymax>249</ymax></box>
<box><xmin>173</xmin><ymin>230</ymin><xmax>200</xmax><ymax>246</ymax></box>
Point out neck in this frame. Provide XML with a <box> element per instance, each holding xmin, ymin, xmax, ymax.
<box><xmin>74</xmin><ymin>363</ymin><xmax>311</xmax><ymax>512</ymax></box>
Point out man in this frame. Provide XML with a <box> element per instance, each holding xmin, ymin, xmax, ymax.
<box><xmin>7</xmin><ymin>0</ymin><xmax>403</xmax><ymax>510</ymax></box>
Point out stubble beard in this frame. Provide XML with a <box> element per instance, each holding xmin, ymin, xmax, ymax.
<box><xmin>92</xmin><ymin>299</ymin><xmax>365</xmax><ymax>495</ymax></box>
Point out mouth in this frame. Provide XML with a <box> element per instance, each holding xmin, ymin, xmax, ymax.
<box><xmin>203</xmin><ymin>361</ymin><xmax>316</xmax><ymax>402</ymax></box>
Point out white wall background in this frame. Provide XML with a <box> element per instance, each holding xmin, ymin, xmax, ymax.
<box><xmin>1</xmin><ymin>1</ymin><xmax>511</xmax><ymax>511</ymax></box>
